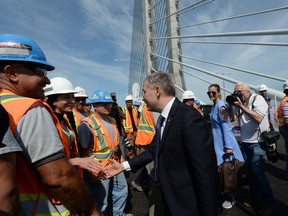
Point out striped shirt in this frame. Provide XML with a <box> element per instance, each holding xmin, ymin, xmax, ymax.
<box><xmin>282</xmin><ymin>101</ymin><xmax>288</xmax><ymax>119</ymax></box>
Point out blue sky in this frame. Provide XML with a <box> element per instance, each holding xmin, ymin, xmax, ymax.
<box><xmin>1</xmin><ymin>0</ymin><xmax>288</xmax><ymax>106</ymax></box>
<box><xmin>1</xmin><ymin>0</ymin><xmax>134</xmax><ymax>106</ymax></box>
<box><xmin>179</xmin><ymin>0</ymin><xmax>288</xmax><ymax>104</ymax></box>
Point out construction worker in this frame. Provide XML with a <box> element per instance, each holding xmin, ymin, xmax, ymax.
<box><xmin>84</xmin><ymin>98</ymin><xmax>93</xmax><ymax>114</ymax></box>
<box><xmin>134</xmin><ymin>103</ymin><xmax>155</xmax><ymax>153</ymax></box>
<box><xmin>182</xmin><ymin>90</ymin><xmax>204</xmax><ymax>116</ymax></box>
<box><xmin>133</xmin><ymin>99</ymin><xmax>140</xmax><ymax>112</ymax></box>
<box><xmin>73</xmin><ymin>86</ymin><xmax>89</xmax><ymax>131</ymax></box>
<box><xmin>109</xmin><ymin>92</ymin><xmax>128</xmax><ymax>159</ymax></box>
<box><xmin>182</xmin><ymin>90</ymin><xmax>195</xmax><ymax>107</ymax></box>
<box><xmin>278</xmin><ymin>80</ymin><xmax>288</xmax><ymax>178</ymax></box>
<box><xmin>44</xmin><ymin>77</ymin><xmax>103</xmax><ymax>178</ymax></box>
<box><xmin>0</xmin><ymin>34</ymin><xmax>100</xmax><ymax>215</ymax></box>
<box><xmin>258</xmin><ymin>84</ymin><xmax>268</xmax><ymax>98</ymax></box>
<box><xmin>194</xmin><ymin>99</ymin><xmax>204</xmax><ymax>117</ymax></box>
<box><xmin>77</xmin><ymin>89</ymin><xmax>128</xmax><ymax>216</ymax></box>
<box><xmin>131</xmin><ymin>103</ymin><xmax>156</xmax><ymax>192</ymax></box>
<box><xmin>123</xmin><ymin>95</ymin><xmax>139</xmax><ymax>158</ymax></box>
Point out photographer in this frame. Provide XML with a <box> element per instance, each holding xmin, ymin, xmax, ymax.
<box><xmin>109</xmin><ymin>92</ymin><xmax>128</xmax><ymax>159</ymax></box>
<box><xmin>228</xmin><ymin>83</ymin><xmax>274</xmax><ymax>216</ymax></box>
<box><xmin>110</xmin><ymin>92</ymin><xmax>126</xmax><ymax>135</ymax></box>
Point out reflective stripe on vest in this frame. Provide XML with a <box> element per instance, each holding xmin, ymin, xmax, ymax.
<box><xmin>73</xmin><ymin>109</ymin><xmax>82</xmax><ymax>132</ymax></box>
<box><xmin>83</xmin><ymin>115</ymin><xmax>119</xmax><ymax>161</ymax></box>
<box><xmin>122</xmin><ymin>107</ymin><xmax>138</xmax><ymax>133</ymax></box>
<box><xmin>0</xmin><ymin>90</ymin><xmax>70</xmax><ymax>215</ymax></box>
<box><xmin>278</xmin><ymin>96</ymin><xmax>288</xmax><ymax>127</ymax></box>
<box><xmin>135</xmin><ymin>105</ymin><xmax>156</xmax><ymax>145</ymax></box>
<box><xmin>20</xmin><ymin>193</ymin><xmax>70</xmax><ymax>216</ymax></box>
<box><xmin>61</xmin><ymin>114</ymin><xmax>80</xmax><ymax>159</ymax></box>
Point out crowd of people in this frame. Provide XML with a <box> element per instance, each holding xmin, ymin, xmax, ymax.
<box><xmin>180</xmin><ymin>81</ymin><xmax>287</xmax><ymax>216</ymax></box>
<box><xmin>0</xmin><ymin>33</ymin><xmax>158</xmax><ymax>216</ymax></box>
<box><xmin>0</xmin><ymin>33</ymin><xmax>288</xmax><ymax>216</ymax></box>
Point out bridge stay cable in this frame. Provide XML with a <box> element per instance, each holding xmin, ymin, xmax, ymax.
<box><xmin>180</xmin><ymin>5</ymin><xmax>288</xmax><ymax>29</ymax></box>
<box><xmin>128</xmin><ymin>1</ymin><xmax>288</xmax><ymax>104</ymax></box>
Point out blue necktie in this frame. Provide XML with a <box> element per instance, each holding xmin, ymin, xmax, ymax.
<box><xmin>154</xmin><ymin>115</ymin><xmax>165</xmax><ymax>181</ymax></box>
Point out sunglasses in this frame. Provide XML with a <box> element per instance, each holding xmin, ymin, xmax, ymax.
<box><xmin>207</xmin><ymin>91</ymin><xmax>217</xmax><ymax>96</ymax></box>
<box><xmin>14</xmin><ymin>64</ymin><xmax>47</xmax><ymax>78</ymax></box>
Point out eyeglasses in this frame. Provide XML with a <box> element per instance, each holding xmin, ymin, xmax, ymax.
<box><xmin>207</xmin><ymin>91</ymin><xmax>217</xmax><ymax>96</ymax></box>
<box><xmin>14</xmin><ymin>64</ymin><xmax>47</xmax><ymax>78</ymax></box>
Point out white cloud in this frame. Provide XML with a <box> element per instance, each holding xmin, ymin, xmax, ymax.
<box><xmin>0</xmin><ymin>0</ymin><xmax>134</xmax><ymax>105</ymax></box>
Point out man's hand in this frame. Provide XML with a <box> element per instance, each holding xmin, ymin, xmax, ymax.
<box><xmin>69</xmin><ymin>155</ymin><xmax>104</xmax><ymax>175</ymax></box>
<box><xmin>104</xmin><ymin>159</ymin><xmax>124</xmax><ymax>178</ymax></box>
<box><xmin>225</xmin><ymin>149</ymin><xmax>233</xmax><ymax>154</ymax></box>
<box><xmin>233</xmin><ymin>97</ymin><xmax>244</xmax><ymax>108</ymax></box>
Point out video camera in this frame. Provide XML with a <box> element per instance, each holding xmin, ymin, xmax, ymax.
<box><xmin>226</xmin><ymin>91</ymin><xmax>243</xmax><ymax>104</ymax></box>
<box><xmin>261</xmin><ymin>131</ymin><xmax>280</xmax><ymax>163</ymax></box>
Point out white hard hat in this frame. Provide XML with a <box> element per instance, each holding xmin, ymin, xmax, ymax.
<box><xmin>74</xmin><ymin>86</ymin><xmax>88</xmax><ymax>98</ymax></box>
<box><xmin>44</xmin><ymin>77</ymin><xmax>77</xmax><ymax>96</ymax></box>
<box><xmin>182</xmin><ymin>90</ymin><xmax>195</xmax><ymax>101</ymax></box>
<box><xmin>125</xmin><ymin>95</ymin><xmax>133</xmax><ymax>101</ymax></box>
<box><xmin>258</xmin><ymin>84</ymin><xmax>267</xmax><ymax>91</ymax></box>
<box><xmin>283</xmin><ymin>80</ymin><xmax>288</xmax><ymax>91</ymax></box>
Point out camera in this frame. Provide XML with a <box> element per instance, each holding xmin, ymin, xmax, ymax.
<box><xmin>261</xmin><ymin>131</ymin><xmax>280</xmax><ymax>162</ymax></box>
<box><xmin>110</xmin><ymin>92</ymin><xmax>117</xmax><ymax>102</ymax></box>
<box><xmin>226</xmin><ymin>92</ymin><xmax>243</xmax><ymax>104</ymax></box>
<box><xmin>123</xmin><ymin>138</ymin><xmax>134</xmax><ymax>151</ymax></box>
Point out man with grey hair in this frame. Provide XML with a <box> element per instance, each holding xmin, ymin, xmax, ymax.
<box><xmin>105</xmin><ymin>72</ymin><xmax>219</xmax><ymax>216</ymax></box>
<box><xmin>230</xmin><ymin>82</ymin><xmax>274</xmax><ymax>216</ymax></box>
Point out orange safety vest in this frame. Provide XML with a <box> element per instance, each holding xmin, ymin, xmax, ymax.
<box><xmin>122</xmin><ymin>107</ymin><xmax>138</xmax><ymax>134</ymax></box>
<box><xmin>82</xmin><ymin>114</ymin><xmax>119</xmax><ymax>166</ymax></box>
<box><xmin>51</xmin><ymin>115</ymin><xmax>83</xmax><ymax>206</ymax></box>
<box><xmin>0</xmin><ymin>90</ymin><xmax>70</xmax><ymax>216</ymax></box>
<box><xmin>73</xmin><ymin>109</ymin><xmax>82</xmax><ymax>132</ymax></box>
<box><xmin>62</xmin><ymin>114</ymin><xmax>81</xmax><ymax>159</ymax></box>
<box><xmin>135</xmin><ymin>105</ymin><xmax>156</xmax><ymax>146</ymax></box>
<box><xmin>278</xmin><ymin>96</ymin><xmax>288</xmax><ymax>127</ymax></box>
<box><xmin>73</xmin><ymin>108</ymin><xmax>91</xmax><ymax>132</ymax></box>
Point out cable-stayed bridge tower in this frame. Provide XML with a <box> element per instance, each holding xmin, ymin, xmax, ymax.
<box><xmin>128</xmin><ymin>0</ymin><xmax>288</xmax><ymax>105</ymax></box>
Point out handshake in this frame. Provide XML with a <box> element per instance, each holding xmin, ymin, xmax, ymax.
<box><xmin>83</xmin><ymin>155</ymin><xmax>125</xmax><ymax>180</ymax></box>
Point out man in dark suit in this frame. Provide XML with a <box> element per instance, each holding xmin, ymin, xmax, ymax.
<box><xmin>105</xmin><ymin>72</ymin><xmax>219</xmax><ymax>216</ymax></box>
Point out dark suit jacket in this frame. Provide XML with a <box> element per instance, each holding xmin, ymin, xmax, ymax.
<box><xmin>129</xmin><ymin>98</ymin><xmax>219</xmax><ymax>216</ymax></box>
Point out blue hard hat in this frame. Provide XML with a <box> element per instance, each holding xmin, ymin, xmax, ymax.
<box><xmin>86</xmin><ymin>98</ymin><xmax>92</xmax><ymax>105</ymax></box>
<box><xmin>90</xmin><ymin>90</ymin><xmax>113</xmax><ymax>103</ymax></box>
<box><xmin>133</xmin><ymin>100</ymin><xmax>140</xmax><ymax>106</ymax></box>
<box><xmin>0</xmin><ymin>34</ymin><xmax>54</xmax><ymax>71</ymax></box>
<box><xmin>194</xmin><ymin>99</ymin><xmax>200</xmax><ymax>105</ymax></box>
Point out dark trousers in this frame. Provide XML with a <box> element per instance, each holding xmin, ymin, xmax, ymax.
<box><xmin>149</xmin><ymin>181</ymin><xmax>172</xmax><ymax>216</ymax></box>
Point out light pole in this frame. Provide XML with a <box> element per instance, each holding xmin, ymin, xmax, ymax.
<box><xmin>216</xmin><ymin>73</ymin><xmax>231</xmax><ymax>99</ymax></box>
